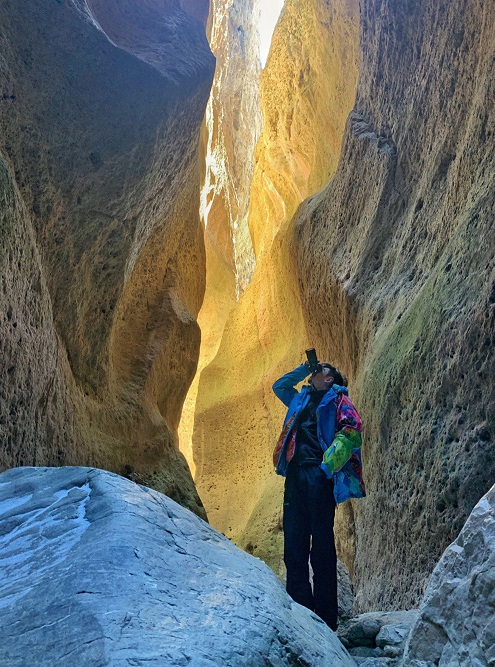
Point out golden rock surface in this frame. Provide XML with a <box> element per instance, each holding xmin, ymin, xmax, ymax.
<box><xmin>192</xmin><ymin>0</ymin><xmax>360</xmax><ymax>572</ymax></box>
<box><xmin>0</xmin><ymin>0</ymin><xmax>215</xmax><ymax>517</ymax></box>
<box><xmin>178</xmin><ymin>0</ymin><xmax>263</xmax><ymax>474</ymax></box>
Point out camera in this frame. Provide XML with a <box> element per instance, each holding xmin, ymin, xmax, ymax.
<box><xmin>305</xmin><ymin>348</ymin><xmax>320</xmax><ymax>373</ymax></box>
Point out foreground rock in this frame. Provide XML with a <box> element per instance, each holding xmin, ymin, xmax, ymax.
<box><xmin>402</xmin><ymin>484</ymin><xmax>495</xmax><ymax>667</ymax></box>
<box><xmin>0</xmin><ymin>467</ymin><xmax>355</xmax><ymax>667</ymax></box>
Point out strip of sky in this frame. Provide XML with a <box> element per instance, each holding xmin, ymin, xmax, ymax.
<box><xmin>259</xmin><ymin>1</ymin><xmax>285</xmax><ymax>67</ymax></box>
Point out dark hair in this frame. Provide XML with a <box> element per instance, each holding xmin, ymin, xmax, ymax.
<box><xmin>321</xmin><ymin>363</ymin><xmax>348</xmax><ymax>387</ymax></box>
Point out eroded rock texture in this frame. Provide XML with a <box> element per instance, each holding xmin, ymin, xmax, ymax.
<box><xmin>192</xmin><ymin>0</ymin><xmax>360</xmax><ymax>571</ymax></box>
<box><xmin>0</xmin><ymin>466</ymin><xmax>357</xmax><ymax>667</ymax></box>
<box><xmin>179</xmin><ymin>0</ymin><xmax>262</xmax><ymax>474</ymax></box>
<box><xmin>402</xmin><ymin>485</ymin><xmax>495</xmax><ymax>667</ymax></box>
<box><xmin>293</xmin><ymin>0</ymin><xmax>495</xmax><ymax>610</ymax></box>
<box><xmin>0</xmin><ymin>0</ymin><xmax>214</xmax><ymax>516</ymax></box>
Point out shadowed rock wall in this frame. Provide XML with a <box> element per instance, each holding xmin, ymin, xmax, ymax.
<box><xmin>293</xmin><ymin>0</ymin><xmax>495</xmax><ymax>610</ymax></box>
<box><xmin>0</xmin><ymin>0</ymin><xmax>215</xmax><ymax>516</ymax></box>
<box><xmin>192</xmin><ymin>0</ymin><xmax>360</xmax><ymax>570</ymax></box>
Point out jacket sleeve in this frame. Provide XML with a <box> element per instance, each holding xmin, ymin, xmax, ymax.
<box><xmin>272</xmin><ymin>363</ymin><xmax>310</xmax><ymax>407</ymax></box>
<box><xmin>322</xmin><ymin>395</ymin><xmax>363</xmax><ymax>476</ymax></box>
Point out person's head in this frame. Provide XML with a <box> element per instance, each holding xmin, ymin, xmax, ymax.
<box><xmin>311</xmin><ymin>363</ymin><xmax>347</xmax><ymax>391</ymax></box>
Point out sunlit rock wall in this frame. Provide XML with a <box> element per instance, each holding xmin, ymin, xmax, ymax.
<box><xmin>179</xmin><ymin>0</ymin><xmax>262</xmax><ymax>474</ymax></box>
<box><xmin>201</xmin><ymin>0</ymin><xmax>262</xmax><ymax>295</ymax></box>
<box><xmin>0</xmin><ymin>0</ymin><xmax>214</xmax><ymax>517</ymax></box>
<box><xmin>293</xmin><ymin>0</ymin><xmax>495</xmax><ymax>610</ymax></box>
<box><xmin>193</xmin><ymin>0</ymin><xmax>360</xmax><ymax>571</ymax></box>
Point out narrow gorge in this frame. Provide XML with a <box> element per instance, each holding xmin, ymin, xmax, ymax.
<box><xmin>186</xmin><ymin>0</ymin><xmax>495</xmax><ymax>614</ymax></box>
<box><xmin>1</xmin><ymin>0</ymin><xmax>494</xmax><ymax>665</ymax></box>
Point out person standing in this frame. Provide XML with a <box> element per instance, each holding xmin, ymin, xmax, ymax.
<box><xmin>272</xmin><ymin>358</ymin><xmax>365</xmax><ymax>630</ymax></box>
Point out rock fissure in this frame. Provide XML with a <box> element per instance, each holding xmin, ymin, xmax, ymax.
<box><xmin>350</xmin><ymin>111</ymin><xmax>397</xmax><ymax>155</ymax></box>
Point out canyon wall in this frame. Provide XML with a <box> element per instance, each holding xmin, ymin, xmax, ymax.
<box><xmin>293</xmin><ymin>0</ymin><xmax>495</xmax><ymax>609</ymax></box>
<box><xmin>179</xmin><ymin>0</ymin><xmax>262</xmax><ymax>473</ymax></box>
<box><xmin>0</xmin><ymin>0</ymin><xmax>214</xmax><ymax>516</ymax></box>
<box><xmin>192</xmin><ymin>0</ymin><xmax>360</xmax><ymax>571</ymax></box>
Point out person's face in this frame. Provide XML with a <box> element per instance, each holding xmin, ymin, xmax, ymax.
<box><xmin>312</xmin><ymin>367</ymin><xmax>334</xmax><ymax>391</ymax></box>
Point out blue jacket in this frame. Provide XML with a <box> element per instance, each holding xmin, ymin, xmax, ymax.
<box><xmin>272</xmin><ymin>364</ymin><xmax>366</xmax><ymax>504</ymax></box>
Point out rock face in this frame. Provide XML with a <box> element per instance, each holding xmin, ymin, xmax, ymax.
<box><xmin>0</xmin><ymin>0</ymin><xmax>214</xmax><ymax>515</ymax></box>
<box><xmin>292</xmin><ymin>0</ymin><xmax>495</xmax><ymax>609</ymax></box>
<box><xmin>179</xmin><ymin>0</ymin><xmax>262</xmax><ymax>474</ymax></box>
<box><xmin>201</xmin><ymin>0</ymin><xmax>262</xmax><ymax>295</ymax></box>
<box><xmin>192</xmin><ymin>0</ymin><xmax>360</xmax><ymax>572</ymax></box>
<box><xmin>402</xmin><ymin>484</ymin><xmax>495</xmax><ymax>667</ymax></box>
<box><xmin>0</xmin><ymin>466</ymin><xmax>356</xmax><ymax>667</ymax></box>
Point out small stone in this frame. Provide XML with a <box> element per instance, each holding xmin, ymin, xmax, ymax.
<box><xmin>383</xmin><ymin>645</ymin><xmax>402</xmax><ymax>658</ymax></box>
<box><xmin>376</xmin><ymin>624</ymin><xmax>410</xmax><ymax>648</ymax></box>
<box><xmin>353</xmin><ymin>658</ymin><xmax>396</xmax><ymax>667</ymax></box>
<box><xmin>338</xmin><ymin>611</ymin><xmax>418</xmax><ymax>649</ymax></box>
<box><xmin>338</xmin><ymin>616</ymin><xmax>382</xmax><ymax>647</ymax></box>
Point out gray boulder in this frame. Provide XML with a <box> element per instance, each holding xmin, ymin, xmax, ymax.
<box><xmin>0</xmin><ymin>467</ymin><xmax>356</xmax><ymax>667</ymax></box>
<box><xmin>402</xmin><ymin>484</ymin><xmax>495</xmax><ymax>667</ymax></box>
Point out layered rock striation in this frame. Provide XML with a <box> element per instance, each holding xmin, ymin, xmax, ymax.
<box><xmin>192</xmin><ymin>0</ymin><xmax>360</xmax><ymax>570</ymax></box>
<box><xmin>201</xmin><ymin>0</ymin><xmax>262</xmax><ymax>295</ymax></box>
<box><xmin>293</xmin><ymin>0</ymin><xmax>495</xmax><ymax>609</ymax></box>
<box><xmin>0</xmin><ymin>0</ymin><xmax>214</xmax><ymax>516</ymax></box>
<box><xmin>0</xmin><ymin>466</ymin><xmax>356</xmax><ymax>667</ymax></box>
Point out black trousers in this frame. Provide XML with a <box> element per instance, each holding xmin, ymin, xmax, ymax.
<box><xmin>283</xmin><ymin>463</ymin><xmax>338</xmax><ymax>630</ymax></box>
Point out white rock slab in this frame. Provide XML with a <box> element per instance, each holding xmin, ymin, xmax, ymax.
<box><xmin>402</xmin><ymin>484</ymin><xmax>495</xmax><ymax>667</ymax></box>
<box><xmin>0</xmin><ymin>467</ymin><xmax>356</xmax><ymax>667</ymax></box>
